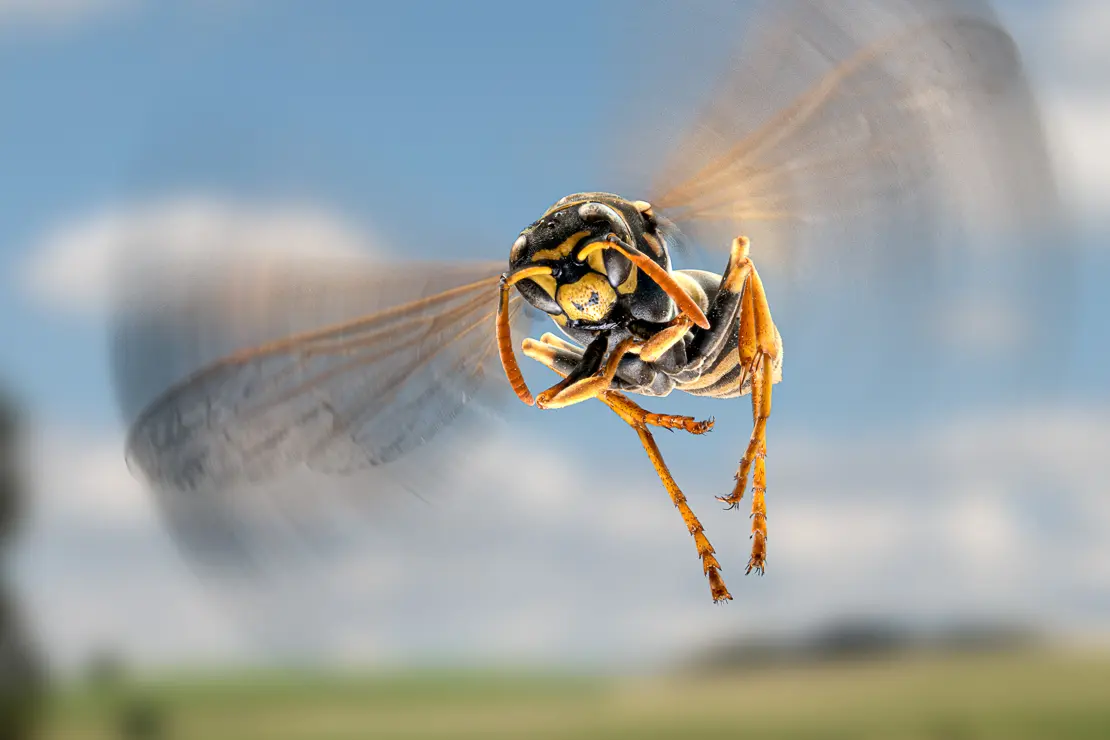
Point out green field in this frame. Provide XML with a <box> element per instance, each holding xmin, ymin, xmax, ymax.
<box><xmin>42</xmin><ymin>651</ymin><xmax>1110</xmax><ymax>740</ymax></box>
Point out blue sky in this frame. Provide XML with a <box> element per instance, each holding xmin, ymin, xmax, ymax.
<box><xmin>3</xmin><ymin>0</ymin><xmax>1107</xmax><ymax>425</ymax></box>
<box><xmin>3</xmin><ymin>0</ymin><xmax>1109</xmax><ymax>670</ymax></box>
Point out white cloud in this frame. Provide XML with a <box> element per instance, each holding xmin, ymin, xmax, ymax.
<box><xmin>13</xmin><ymin>422</ymin><xmax>245</xmax><ymax>672</ymax></box>
<box><xmin>26</xmin><ymin>425</ymin><xmax>151</xmax><ymax>529</ymax></box>
<box><xmin>1043</xmin><ymin>96</ymin><xmax>1110</xmax><ymax>225</ymax></box>
<box><xmin>1014</xmin><ymin>0</ymin><xmax>1110</xmax><ymax>227</ymax></box>
<box><xmin>0</xmin><ymin>0</ymin><xmax>135</xmax><ymax>29</ymax></box>
<box><xmin>19</xmin><ymin>197</ymin><xmax>373</xmax><ymax>317</ymax></box>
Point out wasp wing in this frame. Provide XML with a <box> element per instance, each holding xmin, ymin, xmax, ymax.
<box><xmin>650</xmin><ymin>0</ymin><xmax>1059</xmax><ymax>269</ymax></box>
<box><xmin>114</xmin><ymin>255</ymin><xmax>523</xmax><ymax>497</ymax></box>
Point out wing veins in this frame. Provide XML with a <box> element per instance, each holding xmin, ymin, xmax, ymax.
<box><xmin>654</xmin><ymin>15</ymin><xmax>1003</xmax><ymax>212</ymax></box>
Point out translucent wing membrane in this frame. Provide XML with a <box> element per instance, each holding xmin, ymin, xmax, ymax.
<box><xmin>652</xmin><ymin>0</ymin><xmax>1059</xmax><ymax>269</ymax></box>
<box><xmin>114</xmin><ymin>255</ymin><xmax>522</xmax><ymax>496</ymax></box>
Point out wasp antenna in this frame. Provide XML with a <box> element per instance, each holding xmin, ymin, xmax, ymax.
<box><xmin>578</xmin><ymin>237</ymin><xmax>710</xmax><ymax>330</ymax></box>
<box><xmin>497</xmin><ymin>268</ymin><xmax>553</xmax><ymax>407</ymax></box>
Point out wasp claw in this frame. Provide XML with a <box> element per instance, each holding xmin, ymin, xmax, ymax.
<box><xmin>708</xmin><ymin>570</ymin><xmax>732</xmax><ymax>602</ymax></box>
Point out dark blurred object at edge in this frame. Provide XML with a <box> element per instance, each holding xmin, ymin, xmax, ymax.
<box><xmin>689</xmin><ymin>617</ymin><xmax>1042</xmax><ymax>673</ymax></box>
<box><xmin>0</xmin><ymin>390</ymin><xmax>45</xmax><ymax>740</ymax></box>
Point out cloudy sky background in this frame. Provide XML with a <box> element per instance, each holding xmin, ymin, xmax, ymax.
<box><xmin>2</xmin><ymin>0</ymin><xmax>1109</xmax><ymax>673</ymax></box>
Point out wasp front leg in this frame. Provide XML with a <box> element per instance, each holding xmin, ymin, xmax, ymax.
<box><xmin>523</xmin><ymin>334</ymin><xmax>713</xmax><ymax>434</ymax></box>
<box><xmin>715</xmin><ymin>237</ymin><xmax>780</xmax><ymax>576</ymax></box>
<box><xmin>532</xmin><ymin>335</ymin><xmax>638</xmax><ymax>410</ymax></box>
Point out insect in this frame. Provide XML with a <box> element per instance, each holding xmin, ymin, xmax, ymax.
<box><xmin>496</xmin><ymin>193</ymin><xmax>780</xmax><ymax>601</ymax></box>
<box><xmin>115</xmin><ymin>0</ymin><xmax>1058</xmax><ymax>602</ymax></box>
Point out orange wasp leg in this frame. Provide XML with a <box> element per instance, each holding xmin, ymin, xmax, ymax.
<box><xmin>522</xmin><ymin>333</ymin><xmax>727</xmax><ymax>602</ymax></box>
<box><xmin>715</xmin><ymin>242</ymin><xmax>779</xmax><ymax>576</ymax></box>
<box><xmin>577</xmin><ymin>239</ymin><xmax>710</xmax><ymax>330</ymax></box>
<box><xmin>636</xmin><ymin>315</ymin><xmax>695</xmax><ymax>364</ymax></box>
<box><xmin>497</xmin><ymin>266</ymin><xmax>556</xmax><ymax>407</ymax></box>
<box><xmin>602</xmin><ymin>391</ymin><xmax>731</xmax><ymax>602</ymax></box>
<box><xmin>534</xmin><ymin>337</ymin><xmax>637</xmax><ymax>410</ymax></box>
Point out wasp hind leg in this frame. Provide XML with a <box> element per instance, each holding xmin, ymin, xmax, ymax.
<box><xmin>715</xmin><ymin>238</ymin><xmax>779</xmax><ymax>576</ymax></box>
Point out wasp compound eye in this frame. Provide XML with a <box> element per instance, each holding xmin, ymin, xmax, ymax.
<box><xmin>510</xmin><ymin>234</ymin><xmax>528</xmax><ymax>264</ymax></box>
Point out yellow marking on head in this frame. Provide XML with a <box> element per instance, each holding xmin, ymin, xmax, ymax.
<box><xmin>586</xmin><ymin>247</ymin><xmax>606</xmax><ymax>275</ymax></box>
<box><xmin>531</xmin><ymin>230</ymin><xmax>590</xmax><ymax>263</ymax></box>
<box><xmin>617</xmin><ymin>264</ymin><xmax>638</xmax><ymax>295</ymax></box>
<box><xmin>586</xmin><ymin>242</ymin><xmax>636</xmax><ymax>294</ymax></box>
<box><xmin>528</xmin><ymin>273</ymin><xmax>558</xmax><ymax>298</ymax></box>
<box><xmin>505</xmin><ymin>264</ymin><xmax>554</xmax><ymax>286</ymax></box>
<box><xmin>553</xmin><ymin>313</ymin><xmax>568</xmax><ymax>326</ymax></box>
<box><xmin>557</xmin><ymin>273</ymin><xmax>617</xmax><ymax>322</ymax></box>
<box><xmin>577</xmin><ymin>240</ymin><xmax>709</xmax><ymax>329</ymax></box>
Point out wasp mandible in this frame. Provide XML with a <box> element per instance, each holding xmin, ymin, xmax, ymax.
<box><xmin>115</xmin><ymin>0</ymin><xmax>1059</xmax><ymax>602</ymax></box>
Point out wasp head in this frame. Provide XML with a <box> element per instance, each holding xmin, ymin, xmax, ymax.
<box><xmin>507</xmin><ymin>193</ymin><xmax>669</xmax><ymax>327</ymax></box>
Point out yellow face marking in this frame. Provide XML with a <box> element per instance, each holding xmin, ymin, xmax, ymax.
<box><xmin>530</xmin><ymin>230</ymin><xmax>590</xmax><ymax>263</ymax></box>
<box><xmin>617</xmin><ymin>264</ymin><xmax>638</xmax><ymax>295</ymax></box>
<box><xmin>585</xmin><ymin>247</ymin><xmax>606</xmax><ymax>275</ymax></box>
<box><xmin>528</xmin><ymin>273</ymin><xmax>558</xmax><ymax>299</ymax></box>
<box><xmin>587</xmin><ymin>245</ymin><xmax>637</xmax><ymax>294</ymax></box>
<box><xmin>557</xmin><ymin>273</ymin><xmax>617</xmax><ymax>322</ymax></box>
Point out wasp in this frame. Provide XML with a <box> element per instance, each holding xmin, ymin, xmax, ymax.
<box><xmin>116</xmin><ymin>0</ymin><xmax>1057</xmax><ymax>602</ymax></box>
<box><xmin>496</xmin><ymin>194</ymin><xmax>781</xmax><ymax>600</ymax></box>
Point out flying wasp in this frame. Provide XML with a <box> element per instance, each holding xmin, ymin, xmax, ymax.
<box><xmin>497</xmin><ymin>194</ymin><xmax>780</xmax><ymax>600</ymax></box>
<box><xmin>114</xmin><ymin>0</ymin><xmax>1059</xmax><ymax>602</ymax></box>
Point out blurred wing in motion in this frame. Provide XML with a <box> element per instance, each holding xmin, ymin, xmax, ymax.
<box><xmin>651</xmin><ymin>0</ymin><xmax>1059</xmax><ymax>270</ymax></box>
<box><xmin>114</xmin><ymin>256</ymin><xmax>523</xmax><ymax>498</ymax></box>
